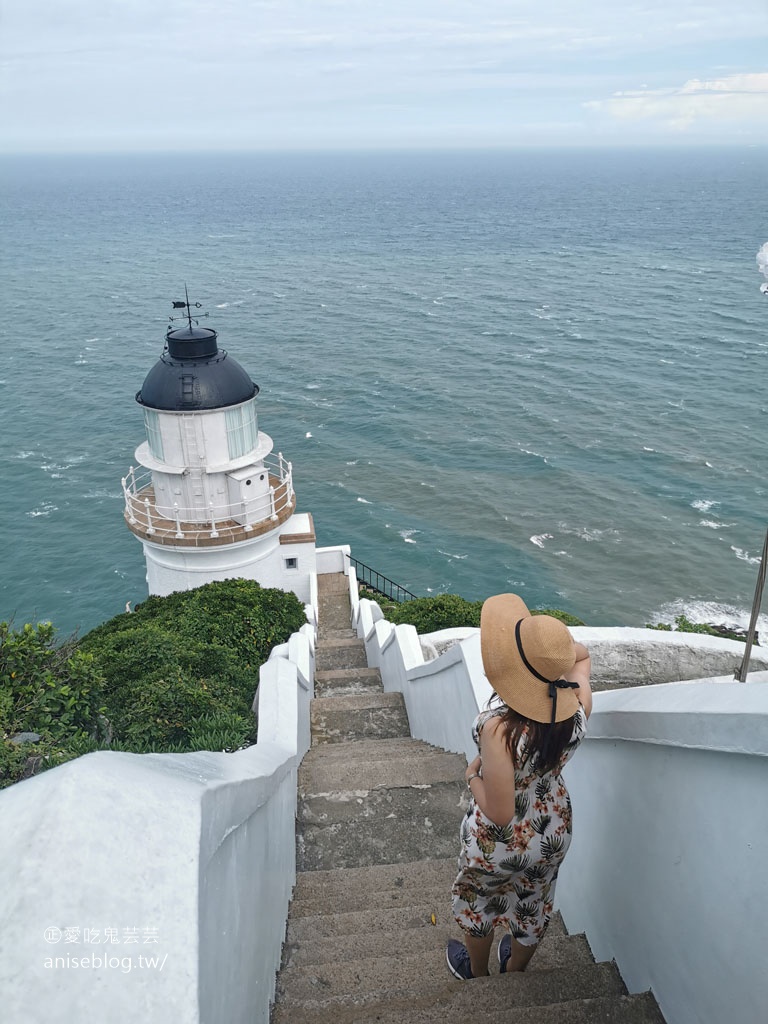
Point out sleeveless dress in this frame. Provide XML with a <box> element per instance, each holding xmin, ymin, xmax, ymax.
<box><xmin>451</xmin><ymin>703</ymin><xmax>587</xmax><ymax>945</ymax></box>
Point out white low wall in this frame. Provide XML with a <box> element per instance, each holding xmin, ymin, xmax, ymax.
<box><xmin>352</xmin><ymin>597</ymin><xmax>768</xmax><ymax>1024</ymax></box>
<box><xmin>315</xmin><ymin>544</ymin><xmax>351</xmax><ymax>575</ymax></box>
<box><xmin>557</xmin><ymin>674</ymin><xmax>768</xmax><ymax>1024</ymax></box>
<box><xmin>0</xmin><ymin>623</ymin><xmax>316</xmax><ymax>1024</ymax></box>
<box><xmin>417</xmin><ymin>624</ymin><xmax>768</xmax><ymax>688</ymax></box>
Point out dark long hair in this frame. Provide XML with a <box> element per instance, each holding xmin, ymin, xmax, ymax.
<box><xmin>489</xmin><ymin>699</ymin><xmax>578</xmax><ymax>775</ymax></box>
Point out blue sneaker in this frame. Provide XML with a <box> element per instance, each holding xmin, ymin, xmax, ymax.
<box><xmin>498</xmin><ymin>934</ymin><xmax>511</xmax><ymax>974</ymax></box>
<box><xmin>446</xmin><ymin>939</ymin><xmax>474</xmax><ymax>980</ymax></box>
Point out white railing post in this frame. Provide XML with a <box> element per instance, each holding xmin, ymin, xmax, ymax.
<box><xmin>144</xmin><ymin>498</ymin><xmax>155</xmax><ymax>535</ymax></box>
<box><xmin>287</xmin><ymin>461</ymin><xmax>294</xmax><ymax>500</ymax></box>
<box><xmin>121</xmin><ymin>478</ymin><xmax>137</xmax><ymax>525</ymax></box>
<box><xmin>209</xmin><ymin>503</ymin><xmax>219</xmax><ymax>539</ymax></box>
<box><xmin>174</xmin><ymin>503</ymin><xmax>184</xmax><ymax>539</ymax></box>
<box><xmin>242</xmin><ymin>499</ymin><xmax>252</xmax><ymax>532</ymax></box>
<box><xmin>269</xmin><ymin>486</ymin><xmax>277</xmax><ymax>520</ymax></box>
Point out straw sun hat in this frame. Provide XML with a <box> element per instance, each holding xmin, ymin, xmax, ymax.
<box><xmin>480</xmin><ymin>593</ymin><xmax>580</xmax><ymax>725</ymax></box>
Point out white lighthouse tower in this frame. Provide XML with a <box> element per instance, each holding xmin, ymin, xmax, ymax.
<box><xmin>122</xmin><ymin>303</ymin><xmax>317</xmax><ymax>603</ymax></box>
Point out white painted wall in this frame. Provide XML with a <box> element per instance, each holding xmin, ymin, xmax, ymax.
<box><xmin>557</xmin><ymin>676</ymin><xmax>768</xmax><ymax>1024</ymax></box>
<box><xmin>0</xmin><ymin>624</ymin><xmax>316</xmax><ymax>1024</ymax></box>
<box><xmin>407</xmin><ymin>623</ymin><xmax>768</xmax><ymax>688</ymax></box>
<box><xmin>353</xmin><ymin>597</ymin><xmax>768</xmax><ymax>1024</ymax></box>
<box><xmin>315</xmin><ymin>545</ymin><xmax>350</xmax><ymax>575</ymax></box>
<box><xmin>142</xmin><ymin>513</ymin><xmax>318</xmax><ymax>605</ymax></box>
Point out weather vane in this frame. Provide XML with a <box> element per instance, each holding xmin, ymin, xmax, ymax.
<box><xmin>169</xmin><ymin>284</ymin><xmax>210</xmax><ymax>329</ymax></box>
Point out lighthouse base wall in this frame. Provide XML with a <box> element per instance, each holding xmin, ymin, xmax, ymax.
<box><xmin>141</xmin><ymin>515</ymin><xmax>317</xmax><ymax>606</ymax></box>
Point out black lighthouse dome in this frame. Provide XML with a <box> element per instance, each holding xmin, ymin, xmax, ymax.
<box><xmin>136</xmin><ymin>325</ymin><xmax>259</xmax><ymax>411</ymax></box>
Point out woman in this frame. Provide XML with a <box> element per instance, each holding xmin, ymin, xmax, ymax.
<box><xmin>447</xmin><ymin>592</ymin><xmax>592</xmax><ymax>980</ymax></box>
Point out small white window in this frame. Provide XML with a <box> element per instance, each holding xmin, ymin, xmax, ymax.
<box><xmin>144</xmin><ymin>408</ymin><xmax>164</xmax><ymax>461</ymax></box>
<box><xmin>284</xmin><ymin>557</ymin><xmax>298</xmax><ymax>571</ymax></box>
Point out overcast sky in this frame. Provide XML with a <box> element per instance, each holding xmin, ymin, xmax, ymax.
<box><xmin>2</xmin><ymin>0</ymin><xmax>767</xmax><ymax>152</ymax></box>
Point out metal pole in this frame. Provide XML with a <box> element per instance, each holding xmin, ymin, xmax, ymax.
<box><xmin>734</xmin><ymin>526</ymin><xmax>768</xmax><ymax>682</ymax></box>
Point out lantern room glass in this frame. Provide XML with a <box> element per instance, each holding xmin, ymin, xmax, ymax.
<box><xmin>225</xmin><ymin>400</ymin><xmax>259</xmax><ymax>460</ymax></box>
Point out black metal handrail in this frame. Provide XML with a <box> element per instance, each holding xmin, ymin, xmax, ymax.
<box><xmin>350</xmin><ymin>557</ymin><xmax>418</xmax><ymax>603</ymax></box>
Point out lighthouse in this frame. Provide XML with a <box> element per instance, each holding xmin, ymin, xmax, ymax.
<box><xmin>122</xmin><ymin>303</ymin><xmax>317</xmax><ymax>604</ymax></box>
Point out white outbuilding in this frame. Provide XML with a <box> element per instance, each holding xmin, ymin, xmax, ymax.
<box><xmin>122</xmin><ymin>312</ymin><xmax>316</xmax><ymax>603</ymax></box>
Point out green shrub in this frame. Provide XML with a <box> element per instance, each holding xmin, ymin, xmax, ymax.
<box><xmin>80</xmin><ymin>579</ymin><xmax>306</xmax><ymax>751</ymax></box>
<box><xmin>387</xmin><ymin>594</ymin><xmax>483</xmax><ymax>632</ymax></box>
<box><xmin>646</xmin><ymin>614</ymin><xmax>751</xmax><ymax>643</ymax></box>
<box><xmin>0</xmin><ymin>622</ymin><xmax>106</xmax><ymax>740</ymax></box>
<box><xmin>531</xmin><ymin>608</ymin><xmax>585</xmax><ymax>627</ymax></box>
<box><xmin>1</xmin><ymin>579</ymin><xmax>306</xmax><ymax>788</ymax></box>
<box><xmin>360</xmin><ymin>591</ymin><xmax>585</xmax><ymax>632</ymax></box>
<box><xmin>0</xmin><ymin>619</ymin><xmax>108</xmax><ymax>788</ymax></box>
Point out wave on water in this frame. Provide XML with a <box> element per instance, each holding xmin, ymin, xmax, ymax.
<box><xmin>558</xmin><ymin>524</ymin><xmax>621</xmax><ymax>543</ymax></box>
<box><xmin>356</xmin><ymin>496</ymin><xmax>372</xmax><ymax>504</ymax></box>
<box><xmin>83</xmin><ymin>489</ymin><xmax>122</xmax><ymax>500</ymax></box>
<box><xmin>27</xmin><ymin>502</ymin><xmax>58</xmax><ymax>517</ymax></box>
<box><xmin>691</xmin><ymin>499</ymin><xmax>719</xmax><ymax>513</ymax></box>
<box><xmin>519</xmin><ymin>447</ymin><xmax>549</xmax><ymax>464</ymax></box>
<box><xmin>400</xmin><ymin>529</ymin><xmax>419</xmax><ymax>544</ymax></box>
<box><xmin>530</xmin><ymin>533</ymin><xmax>553</xmax><ymax>548</ymax></box>
<box><xmin>699</xmin><ymin>519</ymin><xmax>730</xmax><ymax>530</ymax></box>
<box><xmin>654</xmin><ymin>598</ymin><xmax>768</xmax><ymax>634</ymax></box>
<box><xmin>305</xmin><ymin>432</ymin><xmax>313</xmax><ymax>438</ymax></box>
<box><xmin>215</xmin><ymin>303</ymin><xmax>229</xmax><ymax>308</ymax></box>
<box><xmin>438</xmin><ymin>549</ymin><xmax>468</xmax><ymax>560</ymax></box>
<box><xmin>731</xmin><ymin>546</ymin><xmax>762</xmax><ymax>565</ymax></box>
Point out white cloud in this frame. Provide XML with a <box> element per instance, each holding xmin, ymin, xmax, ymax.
<box><xmin>586</xmin><ymin>72</ymin><xmax>768</xmax><ymax>130</ymax></box>
<box><xmin>2</xmin><ymin>1</ymin><xmax>767</xmax><ymax>149</ymax></box>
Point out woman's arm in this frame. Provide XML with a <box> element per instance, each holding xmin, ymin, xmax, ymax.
<box><xmin>466</xmin><ymin>718</ymin><xmax>517</xmax><ymax>828</ymax></box>
<box><xmin>569</xmin><ymin>641</ymin><xmax>593</xmax><ymax>719</ymax></box>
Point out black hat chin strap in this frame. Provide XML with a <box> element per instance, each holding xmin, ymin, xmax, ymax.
<box><xmin>514</xmin><ymin>619</ymin><xmax>580</xmax><ymax>727</ymax></box>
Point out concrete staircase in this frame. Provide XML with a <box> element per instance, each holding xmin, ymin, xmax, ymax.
<box><xmin>271</xmin><ymin>573</ymin><xmax>666</xmax><ymax>1024</ymax></box>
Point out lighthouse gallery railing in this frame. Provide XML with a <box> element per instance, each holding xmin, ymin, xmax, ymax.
<box><xmin>121</xmin><ymin>452</ymin><xmax>295</xmax><ymax>542</ymax></box>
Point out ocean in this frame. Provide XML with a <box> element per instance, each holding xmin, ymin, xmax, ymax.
<box><xmin>1</xmin><ymin>148</ymin><xmax>767</xmax><ymax>638</ymax></box>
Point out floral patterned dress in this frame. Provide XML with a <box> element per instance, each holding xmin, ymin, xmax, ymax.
<box><xmin>451</xmin><ymin>703</ymin><xmax>587</xmax><ymax>945</ymax></box>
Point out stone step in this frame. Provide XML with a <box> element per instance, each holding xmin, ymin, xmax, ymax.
<box><xmin>299</xmin><ymin>751</ymin><xmax>466</xmax><ymax>794</ymax></box>
<box><xmin>286</xmin><ymin>903</ymin><xmax>567</xmax><ymax>943</ymax></box>
<box><xmin>310</xmin><ymin>692</ymin><xmax>410</xmax><ymax>745</ymax></box>
<box><xmin>288</xmin><ymin>881</ymin><xmax>455</xmax><ymax>920</ymax></box>
<box><xmin>296</xmin><ymin>785</ymin><xmax>467</xmax><ymax>872</ymax></box>
<box><xmin>301</xmin><ymin>738</ymin><xmax>443</xmax><ymax>764</ymax></box>
<box><xmin>316</xmin><ymin>638</ymin><xmax>369</xmax><ymax>671</ymax></box>
<box><xmin>314</xmin><ymin>667</ymin><xmax>383</xmax><ymax>698</ymax></box>
<box><xmin>298</xmin><ymin>777</ymin><xmax>467</xmax><ymax>828</ymax></box>
<box><xmin>283</xmin><ymin>920</ymin><xmax>592</xmax><ymax>972</ymax></box>
<box><xmin>315</xmin><ymin>622</ymin><xmax>358</xmax><ymax>638</ymax></box>
<box><xmin>277</xmin><ymin>938</ymin><xmax>604</xmax><ymax>1003</ymax></box>
<box><xmin>287</xmin><ymin>901</ymin><xmax>457</xmax><ymax>941</ymax></box>
<box><xmin>292</xmin><ymin>857</ymin><xmax>459</xmax><ymax>902</ymax></box>
<box><xmin>274</xmin><ymin>992</ymin><xmax>665</xmax><ymax>1024</ymax></box>
<box><xmin>317</xmin><ymin>605</ymin><xmax>353</xmax><ymax>628</ymax></box>
<box><xmin>273</xmin><ymin>962</ymin><xmax>626</xmax><ymax>1024</ymax></box>
<box><xmin>317</xmin><ymin>573</ymin><xmax>350</xmax><ymax>595</ymax></box>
